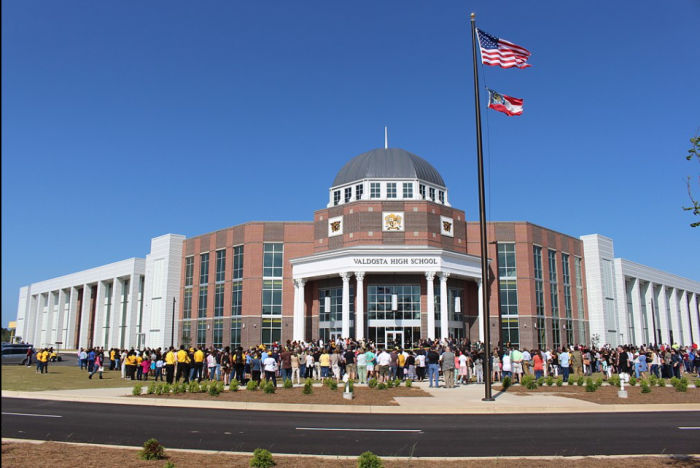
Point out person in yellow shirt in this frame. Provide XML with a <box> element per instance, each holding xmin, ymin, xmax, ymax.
<box><xmin>164</xmin><ymin>347</ymin><xmax>176</xmax><ymax>384</ymax></box>
<box><xmin>176</xmin><ymin>345</ymin><xmax>190</xmax><ymax>383</ymax></box>
<box><xmin>35</xmin><ymin>348</ymin><xmax>47</xmax><ymax>374</ymax></box>
<box><xmin>125</xmin><ymin>351</ymin><xmax>138</xmax><ymax>380</ymax></box>
<box><xmin>193</xmin><ymin>346</ymin><xmax>205</xmax><ymax>383</ymax></box>
<box><xmin>319</xmin><ymin>349</ymin><xmax>331</xmax><ymax>378</ymax></box>
<box><xmin>110</xmin><ymin>349</ymin><xmax>116</xmax><ymax>370</ymax></box>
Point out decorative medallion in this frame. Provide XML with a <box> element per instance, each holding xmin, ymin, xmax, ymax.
<box><xmin>383</xmin><ymin>211</ymin><xmax>404</xmax><ymax>232</ymax></box>
<box><xmin>440</xmin><ymin>216</ymin><xmax>454</xmax><ymax>237</ymax></box>
<box><xmin>328</xmin><ymin>216</ymin><xmax>343</xmax><ymax>237</ymax></box>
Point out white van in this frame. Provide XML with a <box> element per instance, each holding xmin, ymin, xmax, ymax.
<box><xmin>1</xmin><ymin>344</ymin><xmax>34</xmax><ymax>365</ymax></box>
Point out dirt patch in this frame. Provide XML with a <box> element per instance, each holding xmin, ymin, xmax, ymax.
<box><xmin>3</xmin><ymin>441</ymin><xmax>699</xmax><ymax>468</ymax></box>
<box><xmin>135</xmin><ymin>385</ymin><xmax>430</xmax><ymax>405</ymax></box>
<box><xmin>512</xmin><ymin>384</ymin><xmax>700</xmax><ymax>404</ymax></box>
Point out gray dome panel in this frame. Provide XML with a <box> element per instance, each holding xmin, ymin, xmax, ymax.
<box><xmin>332</xmin><ymin>148</ymin><xmax>445</xmax><ymax>187</ymax></box>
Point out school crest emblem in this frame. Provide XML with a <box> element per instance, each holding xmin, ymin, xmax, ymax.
<box><xmin>384</xmin><ymin>213</ymin><xmax>403</xmax><ymax>231</ymax></box>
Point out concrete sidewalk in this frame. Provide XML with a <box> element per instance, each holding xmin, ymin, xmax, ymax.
<box><xmin>3</xmin><ymin>380</ymin><xmax>699</xmax><ymax>415</ymax></box>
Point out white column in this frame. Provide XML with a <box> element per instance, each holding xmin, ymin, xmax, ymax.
<box><xmin>477</xmin><ymin>279</ymin><xmax>484</xmax><ymax>342</ymax></box>
<box><xmin>679</xmin><ymin>290</ymin><xmax>691</xmax><ymax>346</ymax></box>
<box><xmin>426</xmin><ymin>271</ymin><xmax>436</xmax><ymax>340</ymax></box>
<box><xmin>293</xmin><ymin>279</ymin><xmax>306</xmax><ymax>342</ymax></box>
<box><xmin>689</xmin><ymin>293</ymin><xmax>699</xmax><ymax>346</ymax></box>
<box><xmin>669</xmin><ymin>288</ymin><xmax>681</xmax><ymax>345</ymax></box>
<box><xmin>56</xmin><ymin>289</ymin><xmax>66</xmax><ymax>348</ymax></box>
<box><xmin>630</xmin><ymin>278</ymin><xmax>644</xmax><ymax>346</ymax></box>
<box><xmin>298</xmin><ymin>279</ymin><xmax>306</xmax><ymax>342</ymax></box>
<box><xmin>439</xmin><ymin>272</ymin><xmax>450</xmax><ymax>341</ymax></box>
<box><xmin>66</xmin><ymin>287</ymin><xmax>79</xmax><ymax>349</ymax></box>
<box><xmin>109</xmin><ymin>278</ymin><xmax>123</xmax><ymax>348</ymax></box>
<box><xmin>340</xmin><ymin>272</ymin><xmax>351</xmax><ymax>338</ymax></box>
<box><xmin>126</xmin><ymin>274</ymin><xmax>141</xmax><ymax>349</ymax></box>
<box><xmin>94</xmin><ymin>280</ymin><xmax>106</xmax><ymax>348</ymax></box>
<box><xmin>657</xmin><ymin>286</ymin><xmax>670</xmax><ymax>346</ymax></box>
<box><xmin>78</xmin><ymin>285</ymin><xmax>92</xmax><ymax>349</ymax></box>
<box><xmin>355</xmin><ymin>272</ymin><xmax>365</xmax><ymax>340</ymax></box>
<box><xmin>644</xmin><ymin>282</ymin><xmax>656</xmax><ymax>345</ymax></box>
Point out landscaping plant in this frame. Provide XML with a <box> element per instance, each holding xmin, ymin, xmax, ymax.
<box><xmin>302</xmin><ymin>378</ymin><xmax>314</xmax><ymax>395</ymax></box>
<box><xmin>132</xmin><ymin>384</ymin><xmax>143</xmax><ymax>396</ymax></box>
<box><xmin>545</xmin><ymin>376</ymin><xmax>554</xmax><ymax>386</ymax></box>
<box><xmin>147</xmin><ymin>382</ymin><xmax>157</xmax><ymax>395</ymax></box>
<box><xmin>628</xmin><ymin>376</ymin><xmax>637</xmax><ymax>387</ymax></box>
<box><xmin>502</xmin><ymin>376</ymin><xmax>512</xmax><ymax>391</ymax></box>
<box><xmin>283</xmin><ymin>378</ymin><xmax>293</xmax><ymax>389</ymax></box>
<box><xmin>357</xmin><ymin>451</ymin><xmax>384</xmax><ymax>468</ymax></box>
<box><xmin>138</xmin><ymin>438</ymin><xmax>166</xmax><ymax>461</ymax></box>
<box><xmin>246</xmin><ymin>380</ymin><xmax>258</xmax><ymax>391</ymax></box>
<box><xmin>250</xmin><ymin>448</ymin><xmax>275</xmax><ymax>468</ymax></box>
<box><xmin>555</xmin><ymin>377</ymin><xmax>563</xmax><ymax>387</ymax></box>
<box><xmin>368</xmin><ymin>378</ymin><xmax>378</xmax><ymax>388</ymax></box>
<box><xmin>377</xmin><ymin>382</ymin><xmax>387</xmax><ymax>390</ymax></box>
<box><xmin>536</xmin><ymin>376</ymin><xmax>545</xmax><ymax>387</ymax></box>
<box><xmin>405</xmin><ymin>379</ymin><xmax>413</xmax><ymax>388</ymax></box>
<box><xmin>641</xmin><ymin>380</ymin><xmax>652</xmax><ymax>394</ymax></box>
<box><xmin>585</xmin><ymin>378</ymin><xmax>596</xmax><ymax>393</ymax></box>
<box><xmin>263</xmin><ymin>381</ymin><xmax>276</xmax><ymax>394</ymax></box>
<box><xmin>657</xmin><ymin>378</ymin><xmax>666</xmax><ymax>388</ymax></box>
<box><xmin>230</xmin><ymin>380</ymin><xmax>239</xmax><ymax>392</ymax></box>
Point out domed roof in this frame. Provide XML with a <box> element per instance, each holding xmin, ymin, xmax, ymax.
<box><xmin>332</xmin><ymin>148</ymin><xmax>445</xmax><ymax>187</ymax></box>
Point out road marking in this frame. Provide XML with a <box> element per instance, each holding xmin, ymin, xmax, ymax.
<box><xmin>297</xmin><ymin>427</ymin><xmax>421</xmax><ymax>433</ymax></box>
<box><xmin>2</xmin><ymin>412</ymin><xmax>62</xmax><ymax>418</ymax></box>
<box><xmin>678</xmin><ymin>427</ymin><xmax>700</xmax><ymax>430</ymax></box>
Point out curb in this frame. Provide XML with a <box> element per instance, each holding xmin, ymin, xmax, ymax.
<box><xmin>3</xmin><ymin>390</ymin><xmax>700</xmax><ymax>414</ymax></box>
<box><xmin>2</xmin><ymin>438</ymin><xmax>699</xmax><ymax>461</ymax></box>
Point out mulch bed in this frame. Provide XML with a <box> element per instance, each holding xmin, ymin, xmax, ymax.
<box><xmin>135</xmin><ymin>385</ymin><xmax>430</xmax><ymax>405</ymax></box>
<box><xmin>3</xmin><ymin>442</ymin><xmax>698</xmax><ymax>468</ymax></box>
<box><xmin>511</xmin><ymin>384</ymin><xmax>700</xmax><ymax>404</ymax></box>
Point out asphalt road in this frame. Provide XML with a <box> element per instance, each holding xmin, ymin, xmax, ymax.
<box><xmin>2</xmin><ymin>397</ymin><xmax>699</xmax><ymax>457</ymax></box>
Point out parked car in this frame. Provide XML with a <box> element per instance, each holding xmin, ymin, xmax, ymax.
<box><xmin>1</xmin><ymin>344</ymin><xmax>34</xmax><ymax>365</ymax></box>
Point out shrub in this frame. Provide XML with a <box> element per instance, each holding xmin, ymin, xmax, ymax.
<box><xmin>641</xmin><ymin>380</ymin><xmax>652</xmax><ymax>394</ymax></box>
<box><xmin>303</xmin><ymin>378</ymin><xmax>314</xmax><ymax>395</ymax></box>
<box><xmin>577</xmin><ymin>375</ymin><xmax>585</xmax><ymax>386</ymax></box>
<box><xmin>229</xmin><ymin>380</ymin><xmax>239</xmax><ymax>392</ymax></box>
<box><xmin>609</xmin><ymin>375</ymin><xmax>620</xmax><ymax>388</ymax></box>
<box><xmin>394</xmin><ymin>378</ymin><xmax>402</xmax><ymax>387</ymax></box>
<box><xmin>263</xmin><ymin>381</ymin><xmax>276</xmax><ymax>394</ymax></box>
<box><xmin>649</xmin><ymin>375</ymin><xmax>658</xmax><ymax>386</ymax></box>
<box><xmin>132</xmin><ymin>384</ymin><xmax>143</xmax><ymax>396</ymax></box>
<box><xmin>657</xmin><ymin>378</ymin><xmax>666</xmax><ymax>388</ymax></box>
<box><xmin>138</xmin><ymin>438</ymin><xmax>165</xmax><ymax>461</ymax></box>
<box><xmin>545</xmin><ymin>376</ymin><xmax>554</xmax><ymax>386</ymax></box>
<box><xmin>521</xmin><ymin>375</ymin><xmax>537</xmax><ymax>390</ymax></box>
<box><xmin>217</xmin><ymin>381</ymin><xmax>225</xmax><ymax>393</ymax></box>
<box><xmin>595</xmin><ymin>377</ymin><xmax>603</xmax><ymax>388</ymax></box>
<box><xmin>147</xmin><ymin>382</ymin><xmax>157</xmax><ymax>395</ymax></box>
<box><xmin>377</xmin><ymin>382</ymin><xmax>387</xmax><ymax>390</ymax></box>
<box><xmin>386</xmin><ymin>380</ymin><xmax>394</xmax><ymax>388</ymax></box>
<box><xmin>163</xmin><ymin>383</ymin><xmax>172</xmax><ymax>394</ymax></box>
<box><xmin>502</xmin><ymin>376</ymin><xmax>512</xmax><ymax>391</ymax></box>
<box><xmin>208</xmin><ymin>383</ymin><xmax>221</xmax><ymax>397</ymax></box>
<box><xmin>329</xmin><ymin>381</ymin><xmax>338</xmax><ymax>391</ymax></box>
<box><xmin>283</xmin><ymin>379</ymin><xmax>293</xmax><ymax>389</ymax></box>
<box><xmin>323</xmin><ymin>378</ymin><xmax>333</xmax><ymax>387</ymax></box>
<box><xmin>585</xmin><ymin>378</ymin><xmax>596</xmax><ymax>393</ymax></box>
<box><xmin>536</xmin><ymin>377</ymin><xmax>545</xmax><ymax>387</ymax></box>
<box><xmin>628</xmin><ymin>376</ymin><xmax>637</xmax><ymax>387</ymax></box>
<box><xmin>405</xmin><ymin>379</ymin><xmax>413</xmax><ymax>388</ymax></box>
<box><xmin>187</xmin><ymin>382</ymin><xmax>199</xmax><ymax>394</ymax></box>
<box><xmin>357</xmin><ymin>451</ymin><xmax>384</xmax><ymax>468</ymax></box>
<box><xmin>695</xmin><ymin>380</ymin><xmax>700</xmax><ymax>389</ymax></box>
<box><xmin>670</xmin><ymin>377</ymin><xmax>680</xmax><ymax>388</ymax></box>
<box><xmin>200</xmin><ymin>382</ymin><xmax>209</xmax><ymax>394</ymax></box>
<box><xmin>347</xmin><ymin>379</ymin><xmax>355</xmax><ymax>392</ymax></box>
<box><xmin>675</xmin><ymin>380</ymin><xmax>688</xmax><ymax>393</ymax></box>
<box><xmin>155</xmin><ymin>383</ymin><xmax>165</xmax><ymax>395</ymax></box>
<box><xmin>163</xmin><ymin>462</ymin><xmax>176</xmax><ymax>468</ymax></box>
<box><xmin>246</xmin><ymin>380</ymin><xmax>258</xmax><ymax>391</ymax></box>
<box><xmin>250</xmin><ymin>448</ymin><xmax>275</xmax><ymax>468</ymax></box>
<box><xmin>368</xmin><ymin>378</ymin><xmax>378</xmax><ymax>388</ymax></box>
<box><xmin>556</xmin><ymin>377</ymin><xmax>563</xmax><ymax>387</ymax></box>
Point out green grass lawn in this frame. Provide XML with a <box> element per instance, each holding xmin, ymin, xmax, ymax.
<box><xmin>1</xmin><ymin>365</ymin><xmax>135</xmax><ymax>392</ymax></box>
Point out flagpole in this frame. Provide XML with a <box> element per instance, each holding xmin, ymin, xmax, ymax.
<box><xmin>471</xmin><ymin>12</ymin><xmax>495</xmax><ymax>402</ymax></box>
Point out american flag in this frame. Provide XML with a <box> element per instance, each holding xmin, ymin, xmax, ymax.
<box><xmin>476</xmin><ymin>28</ymin><xmax>531</xmax><ymax>69</ymax></box>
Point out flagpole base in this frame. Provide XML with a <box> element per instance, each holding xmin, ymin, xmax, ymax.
<box><xmin>482</xmin><ymin>397</ymin><xmax>496</xmax><ymax>402</ymax></box>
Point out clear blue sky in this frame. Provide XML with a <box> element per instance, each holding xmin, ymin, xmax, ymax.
<box><xmin>2</xmin><ymin>1</ymin><xmax>699</xmax><ymax>328</ymax></box>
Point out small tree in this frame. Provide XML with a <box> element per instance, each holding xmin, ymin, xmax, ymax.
<box><xmin>250</xmin><ymin>448</ymin><xmax>275</xmax><ymax>468</ymax></box>
<box><xmin>357</xmin><ymin>451</ymin><xmax>384</xmax><ymax>468</ymax></box>
<box><xmin>138</xmin><ymin>438</ymin><xmax>166</xmax><ymax>461</ymax></box>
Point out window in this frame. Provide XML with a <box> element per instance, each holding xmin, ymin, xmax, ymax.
<box><xmin>498</xmin><ymin>244</ymin><xmax>517</xmax><ymax>278</ymax></box>
<box><xmin>387</xmin><ymin>183</ymin><xmax>397</xmax><ymax>198</ymax></box>
<box><xmin>333</xmin><ymin>190</ymin><xmax>341</xmax><ymax>206</ymax></box>
<box><xmin>262</xmin><ymin>280</ymin><xmax>282</xmax><ymax>315</ymax></box>
<box><xmin>575</xmin><ymin>256</ymin><xmax>585</xmax><ymax>318</ymax></box>
<box><xmin>230</xmin><ymin>317</ymin><xmax>241</xmax><ymax>348</ymax></box>
<box><xmin>549</xmin><ymin>249</ymin><xmax>560</xmax><ymax>348</ymax></box>
<box><xmin>534</xmin><ymin>246</ymin><xmax>546</xmax><ymax>348</ymax></box>
<box><xmin>263</xmin><ymin>243</ymin><xmax>283</xmax><ymax>278</ymax></box>
<box><xmin>428</xmin><ymin>187</ymin><xmax>435</xmax><ymax>201</ymax></box>
<box><xmin>197</xmin><ymin>319</ymin><xmax>206</xmax><ymax>347</ymax></box>
<box><xmin>367</xmin><ymin>285</ymin><xmax>421</xmax><ymax>321</ymax></box>
<box><xmin>498</xmin><ymin>244</ymin><xmax>518</xmax><ymax>317</ymax></box>
<box><xmin>355</xmin><ymin>184</ymin><xmax>363</xmax><ymax>200</ymax></box>
<box><xmin>232</xmin><ymin>245</ymin><xmax>243</xmax><ymax>280</ymax></box>
<box><xmin>403</xmin><ymin>183</ymin><xmax>413</xmax><ymax>199</ymax></box>
<box><xmin>213</xmin><ymin>319</ymin><xmax>223</xmax><ymax>348</ymax></box>
<box><xmin>262</xmin><ymin>318</ymin><xmax>281</xmax><ymax>346</ymax></box>
<box><xmin>199</xmin><ymin>253</ymin><xmax>209</xmax><ymax>285</ymax></box>
<box><xmin>184</xmin><ymin>257</ymin><xmax>194</xmax><ymax>287</ymax></box>
<box><xmin>344</xmin><ymin>187</ymin><xmax>352</xmax><ymax>203</ymax></box>
<box><xmin>438</xmin><ymin>191</ymin><xmax>445</xmax><ymax>204</ymax></box>
<box><xmin>319</xmin><ymin>287</ymin><xmax>354</xmax><ymax>322</ymax></box>
<box><xmin>370</xmin><ymin>182</ymin><xmax>381</xmax><ymax>199</ymax></box>
<box><xmin>501</xmin><ymin>317</ymin><xmax>520</xmax><ymax>348</ymax></box>
<box><xmin>198</xmin><ymin>287</ymin><xmax>208</xmax><ymax>318</ymax></box>
<box><xmin>181</xmin><ymin>321</ymin><xmax>192</xmax><ymax>347</ymax></box>
<box><xmin>419</xmin><ymin>184</ymin><xmax>426</xmax><ymax>199</ymax></box>
<box><xmin>215</xmin><ymin>250</ymin><xmax>226</xmax><ymax>283</ymax></box>
<box><xmin>231</xmin><ymin>282</ymin><xmax>242</xmax><ymax>316</ymax></box>
<box><xmin>448</xmin><ymin>288</ymin><xmax>463</xmax><ymax>322</ymax></box>
<box><xmin>214</xmin><ymin>284</ymin><xmax>224</xmax><ymax>317</ymax></box>
<box><xmin>183</xmin><ymin>289</ymin><xmax>192</xmax><ymax>319</ymax></box>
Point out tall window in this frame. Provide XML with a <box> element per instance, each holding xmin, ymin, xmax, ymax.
<box><xmin>562</xmin><ymin>253</ymin><xmax>573</xmax><ymax>344</ymax></box>
<box><xmin>197</xmin><ymin>319</ymin><xmax>206</xmax><ymax>347</ymax></box>
<box><xmin>232</xmin><ymin>244</ymin><xmax>243</xmax><ymax>316</ymax></box>
<box><xmin>263</xmin><ymin>243</ymin><xmax>283</xmax><ymax>278</ymax></box>
<box><xmin>549</xmin><ymin>249</ymin><xmax>560</xmax><ymax>348</ymax></box>
<box><xmin>320</xmin><ymin>287</ymin><xmax>355</xmax><ymax>322</ymax></box>
<box><xmin>534</xmin><ymin>246</ymin><xmax>546</xmax><ymax>348</ymax></box>
<box><xmin>199</xmin><ymin>253</ymin><xmax>209</xmax><ymax>286</ymax></box>
<box><xmin>429</xmin><ymin>187</ymin><xmax>436</xmax><ymax>201</ymax></box>
<box><xmin>262</xmin><ymin>318</ymin><xmax>281</xmax><ymax>346</ymax></box>
<box><xmin>370</xmin><ymin>183</ymin><xmax>381</xmax><ymax>199</ymax></box>
<box><xmin>184</xmin><ymin>256</ymin><xmax>194</xmax><ymax>324</ymax></box>
<box><xmin>419</xmin><ymin>184</ymin><xmax>426</xmax><ymax>199</ymax></box>
<box><xmin>498</xmin><ymin>244</ymin><xmax>518</xmax><ymax>347</ymax></box>
<box><xmin>198</xmin><ymin>287</ymin><xmax>208</xmax><ymax>319</ymax></box>
<box><xmin>183</xmin><ymin>289</ymin><xmax>192</xmax><ymax>319</ymax></box>
<box><xmin>355</xmin><ymin>184</ymin><xmax>363</xmax><ymax>200</ymax></box>
<box><xmin>344</xmin><ymin>187</ymin><xmax>352</xmax><ymax>203</ymax></box>
<box><xmin>387</xmin><ymin>183</ymin><xmax>397</xmax><ymax>198</ymax></box>
<box><xmin>367</xmin><ymin>285</ymin><xmax>420</xmax><ymax>320</ymax></box>
<box><xmin>230</xmin><ymin>317</ymin><xmax>241</xmax><ymax>348</ymax></box>
<box><xmin>333</xmin><ymin>190</ymin><xmax>341</xmax><ymax>206</ymax></box>
<box><xmin>213</xmin><ymin>319</ymin><xmax>223</xmax><ymax>348</ymax></box>
<box><xmin>215</xmin><ymin>250</ymin><xmax>226</xmax><ymax>283</ymax></box>
<box><xmin>184</xmin><ymin>257</ymin><xmax>194</xmax><ymax>287</ymax></box>
<box><xmin>262</xmin><ymin>280</ymin><xmax>283</xmax><ymax>315</ymax></box>
<box><xmin>403</xmin><ymin>183</ymin><xmax>413</xmax><ymax>199</ymax></box>
<box><xmin>232</xmin><ymin>245</ymin><xmax>244</xmax><ymax>280</ymax></box>
<box><xmin>438</xmin><ymin>191</ymin><xmax>445</xmax><ymax>204</ymax></box>
<box><xmin>215</xmin><ymin>284</ymin><xmax>224</xmax><ymax>318</ymax></box>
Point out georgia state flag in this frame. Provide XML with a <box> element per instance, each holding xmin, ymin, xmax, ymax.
<box><xmin>488</xmin><ymin>89</ymin><xmax>523</xmax><ymax>116</ymax></box>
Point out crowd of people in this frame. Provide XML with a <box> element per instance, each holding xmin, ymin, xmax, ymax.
<box><xmin>29</xmin><ymin>337</ymin><xmax>700</xmax><ymax>389</ymax></box>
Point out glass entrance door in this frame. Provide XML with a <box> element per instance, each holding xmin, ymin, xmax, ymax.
<box><xmin>385</xmin><ymin>330</ymin><xmax>404</xmax><ymax>349</ymax></box>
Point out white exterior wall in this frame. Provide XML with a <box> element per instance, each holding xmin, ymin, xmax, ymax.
<box><xmin>582</xmin><ymin>233</ymin><xmax>700</xmax><ymax>347</ymax></box>
<box><xmin>142</xmin><ymin>234</ymin><xmax>185</xmax><ymax>350</ymax></box>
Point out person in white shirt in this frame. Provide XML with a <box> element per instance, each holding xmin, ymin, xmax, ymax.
<box><xmin>376</xmin><ymin>349</ymin><xmax>392</xmax><ymax>383</ymax></box>
<box><xmin>263</xmin><ymin>355</ymin><xmax>278</xmax><ymax>387</ymax></box>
